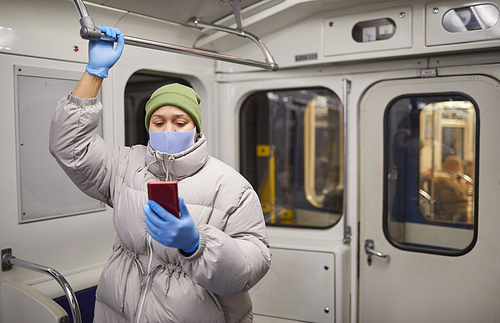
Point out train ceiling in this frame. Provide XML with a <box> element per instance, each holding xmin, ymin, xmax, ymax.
<box><xmin>86</xmin><ymin>0</ymin><xmax>270</xmax><ymax>25</ymax></box>
<box><xmin>85</xmin><ymin>0</ymin><xmax>400</xmax><ymax>51</ymax></box>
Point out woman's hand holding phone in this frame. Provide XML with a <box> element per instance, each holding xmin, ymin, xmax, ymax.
<box><xmin>143</xmin><ymin>197</ymin><xmax>199</xmax><ymax>253</ymax></box>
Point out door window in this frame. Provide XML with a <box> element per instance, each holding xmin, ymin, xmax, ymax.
<box><xmin>240</xmin><ymin>88</ymin><xmax>343</xmax><ymax>228</ymax></box>
<box><xmin>385</xmin><ymin>94</ymin><xmax>478</xmax><ymax>254</ymax></box>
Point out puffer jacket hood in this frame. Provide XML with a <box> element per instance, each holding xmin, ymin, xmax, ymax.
<box><xmin>49</xmin><ymin>94</ymin><xmax>271</xmax><ymax>323</ymax></box>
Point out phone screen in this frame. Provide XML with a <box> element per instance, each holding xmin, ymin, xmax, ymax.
<box><xmin>147</xmin><ymin>181</ymin><xmax>180</xmax><ymax>218</ymax></box>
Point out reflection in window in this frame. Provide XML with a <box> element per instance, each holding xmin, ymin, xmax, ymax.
<box><xmin>240</xmin><ymin>88</ymin><xmax>343</xmax><ymax>228</ymax></box>
<box><xmin>385</xmin><ymin>95</ymin><xmax>477</xmax><ymax>254</ymax></box>
<box><xmin>419</xmin><ymin>101</ymin><xmax>476</xmax><ymax>224</ymax></box>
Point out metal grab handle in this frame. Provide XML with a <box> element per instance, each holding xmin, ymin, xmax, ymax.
<box><xmin>364</xmin><ymin>239</ymin><xmax>389</xmax><ymax>258</ymax></box>
<box><xmin>2</xmin><ymin>249</ymin><xmax>82</xmax><ymax>323</ymax></box>
<box><xmin>187</xmin><ymin>18</ymin><xmax>278</xmax><ymax>71</ymax></box>
<box><xmin>123</xmin><ymin>35</ymin><xmax>278</xmax><ymax>71</ymax></box>
<box><xmin>71</xmin><ymin>0</ymin><xmax>279</xmax><ymax>71</ymax></box>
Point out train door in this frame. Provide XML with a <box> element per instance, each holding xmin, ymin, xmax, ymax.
<box><xmin>219</xmin><ymin>75</ymin><xmax>352</xmax><ymax>322</ymax></box>
<box><xmin>359</xmin><ymin>75</ymin><xmax>500</xmax><ymax>322</ymax></box>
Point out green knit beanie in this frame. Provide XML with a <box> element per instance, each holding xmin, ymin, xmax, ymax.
<box><xmin>145</xmin><ymin>83</ymin><xmax>202</xmax><ymax>132</ymax></box>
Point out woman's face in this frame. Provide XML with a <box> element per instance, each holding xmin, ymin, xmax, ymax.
<box><xmin>149</xmin><ymin>105</ymin><xmax>195</xmax><ymax>133</ymax></box>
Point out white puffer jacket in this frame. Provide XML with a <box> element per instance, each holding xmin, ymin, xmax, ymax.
<box><xmin>49</xmin><ymin>94</ymin><xmax>271</xmax><ymax>323</ymax></box>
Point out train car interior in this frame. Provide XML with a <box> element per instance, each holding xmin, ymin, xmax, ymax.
<box><xmin>1</xmin><ymin>0</ymin><xmax>499</xmax><ymax>322</ymax></box>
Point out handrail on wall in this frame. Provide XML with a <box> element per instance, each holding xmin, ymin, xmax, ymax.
<box><xmin>71</xmin><ymin>0</ymin><xmax>279</xmax><ymax>71</ymax></box>
<box><xmin>2</xmin><ymin>248</ymin><xmax>82</xmax><ymax>323</ymax></box>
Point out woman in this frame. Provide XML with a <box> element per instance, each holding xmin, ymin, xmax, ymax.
<box><xmin>49</xmin><ymin>26</ymin><xmax>270</xmax><ymax>322</ymax></box>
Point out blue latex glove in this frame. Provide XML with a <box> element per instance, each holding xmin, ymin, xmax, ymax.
<box><xmin>143</xmin><ymin>197</ymin><xmax>200</xmax><ymax>253</ymax></box>
<box><xmin>86</xmin><ymin>26</ymin><xmax>125</xmax><ymax>78</ymax></box>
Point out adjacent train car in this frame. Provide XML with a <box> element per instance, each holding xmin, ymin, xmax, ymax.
<box><xmin>1</xmin><ymin>0</ymin><xmax>499</xmax><ymax>322</ymax></box>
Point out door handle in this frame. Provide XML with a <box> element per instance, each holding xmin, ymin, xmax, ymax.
<box><xmin>365</xmin><ymin>240</ymin><xmax>389</xmax><ymax>258</ymax></box>
<box><xmin>365</xmin><ymin>239</ymin><xmax>389</xmax><ymax>266</ymax></box>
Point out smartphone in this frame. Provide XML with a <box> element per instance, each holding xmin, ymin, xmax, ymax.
<box><xmin>147</xmin><ymin>181</ymin><xmax>180</xmax><ymax>218</ymax></box>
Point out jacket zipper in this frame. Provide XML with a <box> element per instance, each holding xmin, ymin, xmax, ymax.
<box><xmin>135</xmin><ymin>235</ymin><xmax>154</xmax><ymax>323</ymax></box>
<box><xmin>136</xmin><ymin>155</ymin><xmax>172</xmax><ymax>322</ymax></box>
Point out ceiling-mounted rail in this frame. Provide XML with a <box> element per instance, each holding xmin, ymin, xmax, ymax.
<box><xmin>71</xmin><ymin>0</ymin><xmax>279</xmax><ymax>71</ymax></box>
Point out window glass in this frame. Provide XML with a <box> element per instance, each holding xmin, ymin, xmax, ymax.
<box><xmin>352</xmin><ymin>18</ymin><xmax>397</xmax><ymax>42</ymax></box>
<box><xmin>240</xmin><ymin>88</ymin><xmax>343</xmax><ymax>228</ymax></box>
<box><xmin>385</xmin><ymin>94</ymin><xmax>477</xmax><ymax>254</ymax></box>
<box><xmin>442</xmin><ymin>4</ymin><xmax>499</xmax><ymax>33</ymax></box>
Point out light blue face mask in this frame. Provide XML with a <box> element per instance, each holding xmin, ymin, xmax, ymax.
<box><xmin>149</xmin><ymin>128</ymin><xmax>196</xmax><ymax>154</ymax></box>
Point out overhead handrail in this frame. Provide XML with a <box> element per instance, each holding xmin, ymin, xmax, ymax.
<box><xmin>2</xmin><ymin>248</ymin><xmax>82</xmax><ymax>323</ymax></box>
<box><xmin>71</xmin><ymin>0</ymin><xmax>279</xmax><ymax>71</ymax></box>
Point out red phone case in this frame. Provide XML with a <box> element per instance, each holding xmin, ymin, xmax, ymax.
<box><xmin>147</xmin><ymin>181</ymin><xmax>180</xmax><ymax>218</ymax></box>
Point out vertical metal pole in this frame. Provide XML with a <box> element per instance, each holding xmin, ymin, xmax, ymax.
<box><xmin>342</xmin><ymin>78</ymin><xmax>352</xmax><ymax>243</ymax></box>
<box><xmin>230</xmin><ymin>0</ymin><xmax>244</xmax><ymax>31</ymax></box>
